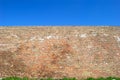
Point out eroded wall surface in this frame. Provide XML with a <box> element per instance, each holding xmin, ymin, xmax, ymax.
<box><xmin>0</xmin><ymin>27</ymin><xmax>120</xmax><ymax>78</ymax></box>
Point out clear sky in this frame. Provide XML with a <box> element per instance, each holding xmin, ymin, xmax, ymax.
<box><xmin>0</xmin><ymin>0</ymin><xmax>120</xmax><ymax>26</ymax></box>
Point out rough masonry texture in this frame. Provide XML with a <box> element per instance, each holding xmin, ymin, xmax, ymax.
<box><xmin>0</xmin><ymin>27</ymin><xmax>120</xmax><ymax>79</ymax></box>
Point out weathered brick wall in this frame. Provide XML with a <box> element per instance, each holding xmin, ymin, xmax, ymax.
<box><xmin>0</xmin><ymin>27</ymin><xmax>120</xmax><ymax>79</ymax></box>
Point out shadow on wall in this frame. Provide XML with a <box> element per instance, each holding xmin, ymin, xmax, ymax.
<box><xmin>0</xmin><ymin>51</ymin><xmax>26</xmax><ymax>77</ymax></box>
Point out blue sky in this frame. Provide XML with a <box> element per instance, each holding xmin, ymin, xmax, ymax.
<box><xmin>0</xmin><ymin>0</ymin><xmax>120</xmax><ymax>26</ymax></box>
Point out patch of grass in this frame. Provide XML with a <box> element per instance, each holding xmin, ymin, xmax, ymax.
<box><xmin>1</xmin><ymin>77</ymin><xmax>120</xmax><ymax>80</ymax></box>
<box><xmin>2</xmin><ymin>77</ymin><xmax>21</xmax><ymax>80</ymax></box>
<box><xmin>61</xmin><ymin>77</ymin><xmax>77</xmax><ymax>80</ymax></box>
